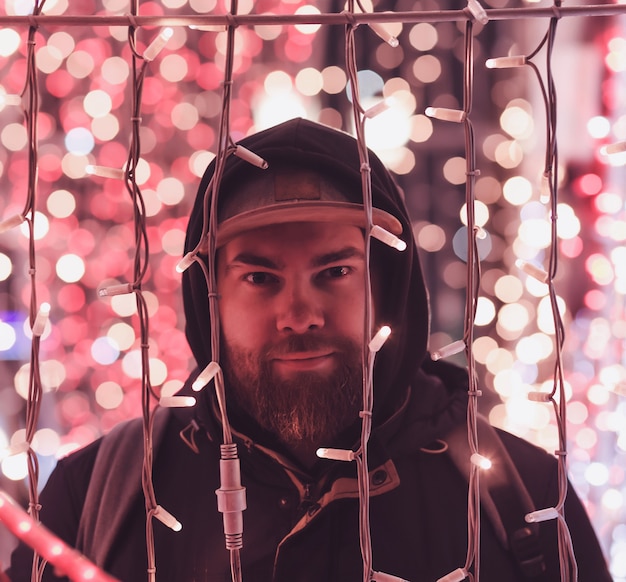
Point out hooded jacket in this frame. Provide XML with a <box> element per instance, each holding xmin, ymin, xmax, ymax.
<box><xmin>8</xmin><ymin>119</ymin><xmax>611</xmax><ymax>582</ymax></box>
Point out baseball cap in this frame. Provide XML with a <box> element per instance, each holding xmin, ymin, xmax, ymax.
<box><xmin>215</xmin><ymin>165</ymin><xmax>403</xmax><ymax>247</ymax></box>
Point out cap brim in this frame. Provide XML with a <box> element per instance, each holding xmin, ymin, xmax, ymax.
<box><xmin>215</xmin><ymin>201</ymin><xmax>403</xmax><ymax>247</ymax></box>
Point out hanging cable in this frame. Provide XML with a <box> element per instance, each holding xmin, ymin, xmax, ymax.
<box><xmin>17</xmin><ymin>2</ymin><xmax>50</xmax><ymax>581</ymax></box>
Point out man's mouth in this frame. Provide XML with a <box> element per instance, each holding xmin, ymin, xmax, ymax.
<box><xmin>272</xmin><ymin>351</ymin><xmax>336</xmax><ymax>372</ymax></box>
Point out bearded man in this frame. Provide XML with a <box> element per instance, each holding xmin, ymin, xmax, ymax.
<box><xmin>7</xmin><ymin>118</ymin><xmax>611</xmax><ymax>582</ymax></box>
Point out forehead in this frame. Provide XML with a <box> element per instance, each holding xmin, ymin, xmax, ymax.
<box><xmin>220</xmin><ymin>222</ymin><xmax>365</xmax><ymax>261</ymax></box>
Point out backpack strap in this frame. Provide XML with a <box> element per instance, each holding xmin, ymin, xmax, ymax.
<box><xmin>445</xmin><ymin>415</ymin><xmax>548</xmax><ymax>579</ymax></box>
<box><xmin>76</xmin><ymin>408</ymin><xmax>171</xmax><ymax>567</ymax></box>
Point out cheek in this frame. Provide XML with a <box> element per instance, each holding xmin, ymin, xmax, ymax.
<box><xmin>218</xmin><ymin>297</ymin><xmax>269</xmax><ymax>351</ymax></box>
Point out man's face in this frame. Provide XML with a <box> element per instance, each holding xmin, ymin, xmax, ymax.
<box><xmin>216</xmin><ymin>221</ymin><xmax>367</xmax><ymax>452</ymax></box>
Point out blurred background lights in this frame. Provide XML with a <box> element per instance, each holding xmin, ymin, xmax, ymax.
<box><xmin>46</xmin><ymin>189</ymin><xmax>76</xmax><ymax>219</ymax></box>
<box><xmin>95</xmin><ymin>381</ymin><xmax>124</xmax><ymax>410</ymax></box>
<box><xmin>64</xmin><ymin>127</ymin><xmax>95</xmax><ymax>155</ymax></box>
<box><xmin>107</xmin><ymin>322</ymin><xmax>136</xmax><ymax>351</ymax></box>
<box><xmin>55</xmin><ymin>254</ymin><xmax>86</xmax><ymax>283</ymax></box>
<box><xmin>0</xmin><ymin>322</ymin><xmax>16</xmax><ymax>351</ymax></box>
<box><xmin>0</xmin><ymin>28</ymin><xmax>20</xmax><ymax>57</ymax></box>
<box><xmin>90</xmin><ymin>336</ymin><xmax>120</xmax><ymax>366</ymax></box>
<box><xmin>503</xmin><ymin>175</ymin><xmax>533</xmax><ymax>205</ymax></box>
<box><xmin>2</xmin><ymin>123</ymin><xmax>28</xmax><ymax>152</ymax></box>
<box><xmin>460</xmin><ymin>200</ymin><xmax>489</xmax><ymax>228</ymax></box>
<box><xmin>19</xmin><ymin>211</ymin><xmax>49</xmax><ymax>240</ymax></box>
<box><xmin>83</xmin><ymin>90</ymin><xmax>113</xmax><ymax>118</ymax></box>
<box><xmin>409</xmin><ymin>23</ymin><xmax>438</xmax><ymax>51</ymax></box>
<box><xmin>500</xmin><ymin>101</ymin><xmax>534</xmax><ymax>139</ymax></box>
<box><xmin>0</xmin><ymin>252</ymin><xmax>13</xmax><ymax>281</ymax></box>
<box><xmin>475</xmin><ymin>297</ymin><xmax>496</xmax><ymax>326</ymax></box>
<box><xmin>586</xmin><ymin>462</ymin><xmax>610</xmax><ymax>487</ymax></box>
<box><xmin>587</xmin><ymin>115</ymin><xmax>611</xmax><ymax>139</ymax></box>
<box><xmin>294</xmin><ymin>5</ymin><xmax>321</xmax><ymax>34</ymax></box>
<box><xmin>1</xmin><ymin>453</ymin><xmax>28</xmax><ymax>482</ymax></box>
<box><xmin>0</xmin><ymin>3</ymin><xmax>624</xmax><ymax>573</ymax></box>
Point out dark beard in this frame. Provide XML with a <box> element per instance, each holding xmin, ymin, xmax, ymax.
<box><xmin>221</xmin><ymin>334</ymin><xmax>363</xmax><ymax>450</ymax></box>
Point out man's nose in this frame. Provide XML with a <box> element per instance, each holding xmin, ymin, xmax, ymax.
<box><xmin>276</xmin><ymin>281</ymin><xmax>324</xmax><ymax>334</ymax></box>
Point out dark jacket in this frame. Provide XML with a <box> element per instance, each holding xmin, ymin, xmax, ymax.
<box><xmin>8</xmin><ymin>119</ymin><xmax>612</xmax><ymax>581</ymax></box>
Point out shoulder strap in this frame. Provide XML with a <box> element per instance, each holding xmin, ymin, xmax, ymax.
<box><xmin>76</xmin><ymin>408</ymin><xmax>171</xmax><ymax>567</ymax></box>
<box><xmin>445</xmin><ymin>415</ymin><xmax>548</xmax><ymax>579</ymax></box>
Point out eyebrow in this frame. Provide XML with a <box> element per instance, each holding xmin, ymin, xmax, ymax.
<box><xmin>227</xmin><ymin>246</ymin><xmax>365</xmax><ymax>271</ymax></box>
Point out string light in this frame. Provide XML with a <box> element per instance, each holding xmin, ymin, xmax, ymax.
<box><xmin>485</xmin><ymin>55</ymin><xmax>526</xmax><ymax>69</ymax></box>
<box><xmin>31</xmin><ymin>303</ymin><xmax>51</xmax><ymax>338</ymax></box>
<box><xmin>368</xmin><ymin>325</ymin><xmax>392</xmax><ymax>353</ymax></box>
<box><xmin>0</xmin><ymin>441</ymin><xmax>29</xmax><ymax>461</ymax></box>
<box><xmin>470</xmin><ymin>453</ymin><xmax>492</xmax><ymax>470</ymax></box>
<box><xmin>316</xmin><ymin>447</ymin><xmax>355</xmax><ymax>461</ymax></box>
<box><xmin>143</xmin><ymin>28</ymin><xmax>174</xmax><ymax>62</ymax></box>
<box><xmin>85</xmin><ymin>165</ymin><xmax>125</xmax><ymax>180</ymax></box>
<box><xmin>0</xmin><ymin>490</ymin><xmax>120</xmax><ymax>582</ymax></box>
<box><xmin>431</xmin><ymin>340</ymin><xmax>466</xmax><ymax>361</ymax></box>
<box><xmin>515</xmin><ymin>259</ymin><xmax>549</xmax><ymax>284</ymax></box>
<box><xmin>371</xmin><ymin>572</ymin><xmax>410</xmax><ymax>582</ymax></box>
<box><xmin>367</xmin><ymin>22</ymin><xmax>399</xmax><ymax>48</ymax></box>
<box><xmin>466</xmin><ymin>0</ymin><xmax>489</xmax><ymax>25</ymax></box>
<box><xmin>176</xmin><ymin>252</ymin><xmax>197</xmax><ymax>273</ymax></box>
<box><xmin>159</xmin><ymin>395</ymin><xmax>196</xmax><ymax>407</ymax></box>
<box><xmin>153</xmin><ymin>505</ymin><xmax>182</xmax><ymax>532</ymax></box>
<box><xmin>525</xmin><ymin>507</ymin><xmax>560</xmax><ymax>523</ymax></box>
<box><xmin>192</xmin><ymin>361</ymin><xmax>221</xmax><ymax>392</ymax></box>
<box><xmin>363</xmin><ymin>97</ymin><xmax>394</xmax><ymax>119</ymax></box>
<box><xmin>436</xmin><ymin>567</ymin><xmax>468</xmax><ymax>582</ymax></box>
<box><xmin>0</xmin><ymin>93</ymin><xmax>21</xmax><ymax>107</ymax></box>
<box><xmin>97</xmin><ymin>283</ymin><xmax>133</xmax><ymax>298</ymax></box>
<box><xmin>232</xmin><ymin>145</ymin><xmax>269</xmax><ymax>169</ymax></box>
<box><xmin>370</xmin><ymin>225</ymin><xmax>407</xmax><ymax>251</ymax></box>
<box><xmin>425</xmin><ymin>107</ymin><xmax>466</xmax><ymax>123</ymax></box>
<box><xmin>0</xmin><ymin>4</ymin><xmax>621</xmax><ymax>581</ymax></box>
<box><xmin>0</xmin><ymin>213</ymin><xmax>26</xmax><ymax>234</ymax></box>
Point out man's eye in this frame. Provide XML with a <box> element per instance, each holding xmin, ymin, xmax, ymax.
<box><xmin>322</xmin><ymin>266</ymin><xmax>351</xmax><ymax>279</ymax></box>
<box><xmin>244</xmin><ymin>272</ymin><xmax>276</xmax><ymax>285</ymax></box>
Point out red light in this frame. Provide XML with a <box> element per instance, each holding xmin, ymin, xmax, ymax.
<box><xmin>578</xmin><ymin>173</ymin><xmax>603</xmax><ymax>196</ymax></box>
<box><xmin>584</xmin><ymin>289</ymin><xmax>607</xmax><ymax>311</ymax></box>
<box><xmin>560</xmin><ymin>236</ymin><xmax>583</xmax><ymax>258</ymax></box>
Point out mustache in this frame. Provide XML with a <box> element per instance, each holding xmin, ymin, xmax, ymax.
<box><xmin>264</xmin><ymin>334</ymin><xmax>361</xmax><ymax>359</ymax></box>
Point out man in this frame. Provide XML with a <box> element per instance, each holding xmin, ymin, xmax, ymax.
<box><xmin>7</xmin><ymin>118</ymin><xmax>611</xmax><ymax>581</ymax></box>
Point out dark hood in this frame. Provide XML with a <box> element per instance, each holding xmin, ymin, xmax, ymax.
<box><xmin>182</xmin><ymin>117</ymin><xmax>430</xmax><ymax>427</ymax></box>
